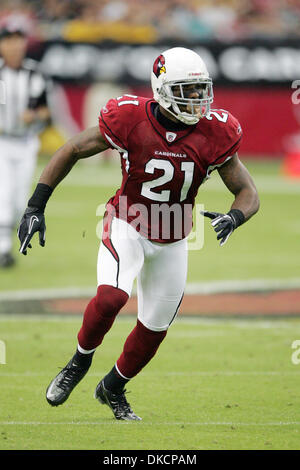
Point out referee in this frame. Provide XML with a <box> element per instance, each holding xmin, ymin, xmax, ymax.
<box><xmin>0</xmin><ymin>25</ymin><xmax>51</xmax><ymax>268</ymax></box>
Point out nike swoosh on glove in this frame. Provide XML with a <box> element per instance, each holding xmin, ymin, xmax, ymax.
<box><xmin>201</xmin><ymin>210</ymin><xmax>245</xmax><ymax>246</ymax></box>
<box><xmin>18</xmin><ymin>207</ymin><xmax>46</xmax><ymax>255</ymax></box>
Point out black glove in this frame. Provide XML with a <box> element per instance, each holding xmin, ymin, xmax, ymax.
<box><xmin>18</xmin><ymin>207</ymin><xmax>46</xmax><ymax>255</ymax></box>
<box><xmin>201</xmin><ymin>209</ymin><xmax>245</xmax><ymax>246</ymax></box>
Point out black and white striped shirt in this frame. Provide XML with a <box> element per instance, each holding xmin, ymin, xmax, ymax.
<box><xmin>0</xmin><ymin>58</ymin><xmax>50</xmax><ymax>138</ymax></box>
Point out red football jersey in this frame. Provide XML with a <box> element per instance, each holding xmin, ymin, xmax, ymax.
<box><xmin>98</xmin><ymin>95</ymin><xmax>242</xmax><ymax>243</ymax></box>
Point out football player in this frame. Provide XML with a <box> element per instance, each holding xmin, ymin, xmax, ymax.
<box><xmin>18</xmin><ymin>47</ymin><xmax>259</xmax><ymax>420</ymax></box>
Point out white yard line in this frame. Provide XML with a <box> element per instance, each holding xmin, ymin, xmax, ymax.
<box><xmin>0</xmin><ymin>371</ymin><xmax>299</xmax><ymax>377</ymax></box>
<box><xmin>1</xmin><ymin>421</ymin><xmax>300</xmax><ymax>426</ymax></box>
<box><xmin>0</xmin><ymin>287</ymin><xmax>96</xmax><ymax>301</ymax></box>
<box><xmin>0</xmin><ymin>315</ymin><xmax>299</xmax><ymax>330</ymax></box>
<box><xmin>185</xmin><ymin>279</ymin><xmax>300</xmax><ymax>295</ymax></box>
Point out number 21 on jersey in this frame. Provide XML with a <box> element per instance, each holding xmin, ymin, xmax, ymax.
<box><xmin>141</xmin><ymin>160</ymin><xmax>195</xmax><ymax>202</ymax></box>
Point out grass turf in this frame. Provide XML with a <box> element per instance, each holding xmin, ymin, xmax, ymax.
<box><xmin>1</xmin><ymin>315</ymin><xmax>300</xmax><ymax>450</ymax></box>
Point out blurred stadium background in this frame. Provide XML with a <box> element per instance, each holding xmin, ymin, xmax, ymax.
<box><xmin>1</xmin><ymin>0</ymin><xmax>300</xmax><ymax>452</ymax></box>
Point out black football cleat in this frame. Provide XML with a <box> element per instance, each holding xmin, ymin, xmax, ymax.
<box><xmin>94</xmin><ymin>380</ymin><xmax>142</xmax><ymax>421</ymax></box>
<box><xmin>46</xmin><ymin>358</ymin><xmax>89</xmax><ymax>406</ymax></box>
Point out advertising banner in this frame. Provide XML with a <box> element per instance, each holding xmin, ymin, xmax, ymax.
<box><xmin>29</xmin><ymin>39</ymin><xmax>300</xmax><ymax>85</ymax></box>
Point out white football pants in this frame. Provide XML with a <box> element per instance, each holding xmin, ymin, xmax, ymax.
<box><xmin>0</xmin><ymin>135</ymin><xmax>39</xmax><ymax>254</ymax></box>
<box><xmin>97</xmin><ymin>217</ymin><xmax>188</xmax><ymax>331</ymax></box>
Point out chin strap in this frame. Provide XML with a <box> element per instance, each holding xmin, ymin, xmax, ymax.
<box><xmin>169</xmin><ymin>105</ymin><xmax>200</xmax><ymax>125</ymax></box>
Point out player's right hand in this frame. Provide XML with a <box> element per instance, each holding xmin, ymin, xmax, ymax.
<box><xmin>18</xmin><ymin>207</ymin><xmax>46</xmax><ymax>255</ymax></box>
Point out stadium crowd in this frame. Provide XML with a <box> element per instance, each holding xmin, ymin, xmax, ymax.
<box><xmin>0</xmin><ymin>0</ymin><xmax>299</xmax><ymax>44</ymax></box>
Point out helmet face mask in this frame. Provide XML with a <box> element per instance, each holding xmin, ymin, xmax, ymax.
<box><xmin>161</xmin><ymin>79</ymin><xmax>213</xmax><ymax>124</ymax></box>
<box><xmin>151</xmin><ymin>47</ymin><xmax>214</xmax><ymax>125</ymax></box>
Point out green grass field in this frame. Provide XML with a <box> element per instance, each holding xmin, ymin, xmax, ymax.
<box><xmin>1</xmin><ymin>157</ymin><xmax>300</xmax><ymax>450</ymax></box>
<box><xmin>1</xmin><ymin>315</ymin><xmax>300</xmax><ymax>450</ymax></box>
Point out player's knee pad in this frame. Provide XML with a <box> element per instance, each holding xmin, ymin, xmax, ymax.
<box><xmin>95</xmin><ymin>284</ymin><xmax>128</xmax><ymax>319</ymax></box>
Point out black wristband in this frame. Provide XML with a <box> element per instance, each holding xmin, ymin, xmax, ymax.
<box><xmin>28</xmin><ymin>183</ymin><xmax>53</xmax><ymax>212</ymax></box>
<box><xmin>228</xmin><ymin>209</ymin><xmax>245</xmax><ymax>228</ymax></box>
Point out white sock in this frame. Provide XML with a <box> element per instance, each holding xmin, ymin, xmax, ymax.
<box><xmin>77</xmin><ymin>344</ymin><xmax>96</xmax><ymax>355</ymax></box>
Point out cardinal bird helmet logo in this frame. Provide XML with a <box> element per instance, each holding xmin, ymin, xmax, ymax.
<box><xmin>153</xmin><ymin>54</ymin><xmax>166</xmax><ymax>78</ymax></box>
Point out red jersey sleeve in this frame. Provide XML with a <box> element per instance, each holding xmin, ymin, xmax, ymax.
<box><xmin>210</xmin><ymin>110</ymin><xmax>243</xmax><ymax>167</ymax></box>
<box><xmin>98</xmin><ymin>98</ymin><xmax>129</xmax><ymax>151</ymax></box>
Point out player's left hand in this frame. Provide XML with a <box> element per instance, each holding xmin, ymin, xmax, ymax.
<box><xmin>201</xmin><ymin>210</ymin><xmax>237</xmax><ymax>246</ymax></box>
<box><xmin>17</xmin><ymin>207</ymin><xmax>46</xmax><ymax>255</ymax></box>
